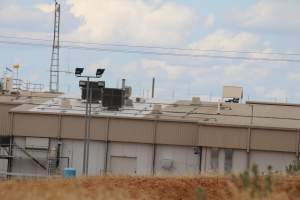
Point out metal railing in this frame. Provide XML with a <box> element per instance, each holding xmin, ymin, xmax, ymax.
<box><xmin>12</xmin><ymin>78</ymin><xmax>44</xmax><ymax>92</ymax></box>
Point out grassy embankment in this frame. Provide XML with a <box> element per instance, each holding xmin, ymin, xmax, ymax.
<box><xmin>0</xmin><ymin>174</ymin><xmax>299</xmax><ymax>200</ymax></box>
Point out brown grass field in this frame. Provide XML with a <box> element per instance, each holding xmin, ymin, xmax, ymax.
<box><xmin>0</xmin><ymin>175</ymin><xmax>299</xmax><ymax>200</ymax></box>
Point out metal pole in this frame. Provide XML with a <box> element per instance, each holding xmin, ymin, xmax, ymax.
<box><xmin>16</xmin><ymin>68</ymin><xmax>19</xmax><ymax>91</ymax></box>
<box><xmin>82</xmin><ymin>77</ymin><xmax>90</xmax><ymax>175</ymax></box>
<box><xmin>86</xmin><ymin>83</ymin><xmax>92</xmax><ymax>175</ymax></box>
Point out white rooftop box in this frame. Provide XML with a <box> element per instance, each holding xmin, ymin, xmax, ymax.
<box><xmin>222</xmin><ymin>86</ymin><xmax>243</xmax><ymax>99</ymax></box>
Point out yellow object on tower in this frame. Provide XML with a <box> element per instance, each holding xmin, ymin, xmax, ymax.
<box><xmin>13</xmin><ymin>64</ymin><xmax>20</xmax><ymax>69</ymax></box>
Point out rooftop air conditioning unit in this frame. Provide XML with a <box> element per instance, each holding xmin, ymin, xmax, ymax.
<box><xmin>124</xmin><ymin>98</ymin><xmax>133</xmax><ymax>107</ymax></box>
<box><xmin>79</xmin><ymin>80</ymin><xmax>105</xmax><ymax>103</ymax></box>
<box><xmin>2</xmin><ymin>77</ymin><xmax>13</xmax><ymax>92</ymax></box>
<box><xmin>102</xmin><ymin>88</ymin><xmax>124</xmax><ymax>110</ymax></box>
<box><xmin>152</xmin><ymin>104</ymin><xmax>162</xmax><ymax>114</ymax></box>
<box><xmin>135</xmin><ymin>97</ymin><xmax>146</xmax><ymax>103</ymax></box>
<box><xmin>191</xmin><ymin>97</ymin><xmax>201</xmax><ymax>105</ymax></box>
<box><xmin>61</xmin><ymin>98</ymin><xmax>72</xmax><ymax>109</ymax></box>
<box><xmin>124</xmin><ymin>86</ymin><xmax>132</xmax><ymax>98</ymax></box>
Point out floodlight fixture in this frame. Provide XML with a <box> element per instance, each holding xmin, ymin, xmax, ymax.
<box><xmin>96</xmin><ymin>68</ymin><xmax>105</xmax><ymax>77</ymax></box>
<box><xmin>79</xmin><ymin>80</ymin><xmax>87</xmax><ymax>87</ymax></box>
<box><xmin>97</xmin><ymin>81</ymin><xmax>105</xmax><ymax>87</ymax></box>
<box><xmin>75</xmin><ymin>68</ymin><xmax>84</xmax><ymax>76</ymax></box>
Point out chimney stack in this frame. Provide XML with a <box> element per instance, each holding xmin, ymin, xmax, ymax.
<box><xmin>151</xmin><ymin>77</ymin><xmax>155</xmax><ymax>98</ymax></box>
<box><xmin>122</xmin><ymin>78</ymin><xmax>126</xmax><ymax>90</ymax></box>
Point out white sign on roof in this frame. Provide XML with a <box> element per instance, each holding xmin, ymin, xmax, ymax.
<box><xmin>222</xmin><ymin>86</ymin><xmax>243</xmax><ymax>99</ymax></box>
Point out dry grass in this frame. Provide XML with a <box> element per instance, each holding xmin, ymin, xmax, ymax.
<box><xmin>0</xmin><ymin>175</ymin><xmax>299</xmax><ymax>200</ymax></box>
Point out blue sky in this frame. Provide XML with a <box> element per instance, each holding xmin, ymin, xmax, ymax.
<box><xmin>0</xmin><ymin>0</ymin><xmax>300</xmax><ymax>101</ymax></box>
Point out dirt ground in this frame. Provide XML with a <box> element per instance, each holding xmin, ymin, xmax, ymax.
<box><xmin>0</xmin><ymin>176</ymin><xmax>299</xmax><ymax>200</ymax></box>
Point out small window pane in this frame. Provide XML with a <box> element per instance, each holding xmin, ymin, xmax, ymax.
<box><xmin>210</xmin><ymin>148</ymin><xmax>219</xmax><ymax>171</ymax></box>
<box><xmin>224</xmin><ymin>149</ymin><xmax>233</xmax><ymax>173</ymax></box>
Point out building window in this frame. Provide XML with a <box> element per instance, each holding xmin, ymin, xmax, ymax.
<box><xmin>210</xmin><ymin>148</ymin><xmax>219</xmax><ymax>171</ymax></box>
<box><xmin>224</xmin><ymin>149</ymin><xmax>233</xmax><ymax>173</ymax></box>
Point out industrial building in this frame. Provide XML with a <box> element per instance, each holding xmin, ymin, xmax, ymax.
<box><xmin>0</xmin><ymin>1</ymin><xmax>298</xmax><ymax>179</ymax></box>
<box><xmin>0</xmin><ymin>77</ymin><xmax>299</xmax><ymax>178</ymax></box>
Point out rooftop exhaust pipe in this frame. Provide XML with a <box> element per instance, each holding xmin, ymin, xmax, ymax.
<box><xmin>151</xmin><ymin>77</ymin><xmax>155</xmax><ymax>98</ymax></box>
<box><xmin>122</xmin><ymin>79</ymin><xmax>126</xmax><ymax>90</ymax></box>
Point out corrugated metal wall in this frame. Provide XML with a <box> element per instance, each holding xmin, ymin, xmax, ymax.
<box><xmin>0</xmin><ymin>104</ymin><xmax>18</xmax><ymax>136</ymax></box>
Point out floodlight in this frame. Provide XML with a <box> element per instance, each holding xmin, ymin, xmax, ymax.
<box><xmin>75</xmin><ymin>68</ymin><xmax>84</xmax><ymax>76</ymax></box>
<box><xmin>97</xmin><ymin>81</ymin><xmax>105</xmax><ymax>87</ymax></box>
<box><xmin>79</xmin><ymin>80</ymin><xmax>87</xmax><ymax>87</ymax></box>
<box><xmin>96</xmin><ymin>68</ymin><xmax>105</xmax><ymax>77</ymax></box>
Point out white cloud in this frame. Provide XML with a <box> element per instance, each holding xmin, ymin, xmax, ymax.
<box><xmin>230</xmin><ymin>0</ymin><xmax>300</xmax><ymax>32</ymax></box>
<box><xmin>0</xmin><ymin>2</ymin><xmax>52</xmax><ymax>31</ymax></box>
<box><xmin>254</xmin><ymin>86</ymin><xmax>266</xmax><ymax>95</ymax></box>
<box><xmin>35</xmin><ymin>4</ymin><xmax>54</xmax><ymax>13</ymax></box>
<box><xmin>190</xmin><ymin>30</ymin><xmax>258</xmax><ymax>50</ymax></box>
<box><xmin>288</xmin><ymin>72</ymin><xmax>300</xmax><ymax>81</ymax></box>
<box><xmin>264</xmin><ymin>88</ymin><xmax>288</xmax><ymax>100</ymax></box>
<box><xmin>204</xmin><ymin>14</ymin><xmax>215</xmax><ymax>28</ymax></box>
<box><xmin>87</xmin><ymin>59</ymin><xmax>111</xmax><ymax>74</ymax></box>
<box><xmin>0</xmin><ymin>4</ymin><xmax>35</xmax><ymax>22</ymax></box>
<box><xmin>121</xmin><ymin>58</ymin><xmax>214</xmax><ymax>82</ymax></box>
<box><xmin>253</xmin><ymin>86</ymin><xmax>289</xmax><ymax>102</ymax></box>
<box><xmin>66</xmin><ymin>0</ymin><xmax>196</xmax><ymax>45</ymax></box>
<box><xmin>223</xmin><ymin>62</ymin><xmax>270</xmax><ymax>83</ymax></box>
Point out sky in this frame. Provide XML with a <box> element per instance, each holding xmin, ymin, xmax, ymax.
<box><xmin>0</xmin><ymin>0</ymin><xmax>300</xmax><ymax>102</ymax></box>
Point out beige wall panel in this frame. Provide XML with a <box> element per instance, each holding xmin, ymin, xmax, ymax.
<box><xmin>253</xmin><ymin>104</ymin><xmax>300</xmax><ymax>119</ymax></box>
<box><xmin>250</xmin><ymin>129</ymin><xmax>297</xmax><ymax>152</ymax></box>
<box><xmin>90</xmin><ymin>118</ymin><xmax>107</xmax><ymax>140</ymax></box>
<box><xmin>109</xmin><ymin>119</ymin><xmax>154</xmax><ymax>143</ymax></box>
<box><xmin>0</xmin><ymin>104</ymin><xmax>18</xmax><ymax>136</ymax></box>
<box><xmin>156</xmin><ymin>122</ymin><xmax>197</xmax><ymax>146</ymax></box>
<box><xmin>61</xmin><ymin>116</ymin><xmax>107</xmax><ymax>140</ymax></box>
<box><xmin>14</xmin><ymin>113</ymin><xmax>58</xmax><ymax>137</ymax></box>
<box><xmin>61</xmin><ymin>116</ymin><xmax>85</xmax><ymax>139</ymax></box>
<box><xmin>252</xmin><ymin>117</ymin><xmax>300</xmax><ymax>129</ymax></box>
<box><xmin>198</xmin><ymin>126</ymin><xmax>248</xmax><ymax>149</ymax></box>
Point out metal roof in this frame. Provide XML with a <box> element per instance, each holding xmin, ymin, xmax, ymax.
<box><xmin>8</xmin><ymin>94</ymin><xmax>300</xmax><ymax>130</ymax></box>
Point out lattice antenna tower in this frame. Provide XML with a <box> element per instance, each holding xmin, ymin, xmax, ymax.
<box><xmin>49</xmin><ymin>1</ymin><xmax>61</xmax><ymax>92</ymax></box>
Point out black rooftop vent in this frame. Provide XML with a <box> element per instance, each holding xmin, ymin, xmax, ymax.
<box><xmin>79</xmin><ymin>81</ymin><xmax>105</xmax><ymax>103</ymax></box>
<box><xmin>102</xmin><ymin>88</ymin><xmax>124</xmax><ymax>110</ymax></box>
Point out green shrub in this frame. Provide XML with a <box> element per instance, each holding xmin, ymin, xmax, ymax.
<box><xmin>251</xmin><ymin>164</ymin><xmax>260</xmax><ymax>197</ymax></box>
<box><xmin>195</xmin><ymin>187</ymin><xmax>206</xmax><ymax>200</ymax></box>
<box><xmin>264</xmin><ymin>165</ymin><xmax>272</xmax><ymax>194</ymax></box>
<box><xmin>239</xmin><ymin>170</ymin><xmax>250</xmax><ymax>190</ymax></box>
<box><xmin>286</xmin><ymin>160</ymin><xmax>300</xmax><ymax>175</ymax></box>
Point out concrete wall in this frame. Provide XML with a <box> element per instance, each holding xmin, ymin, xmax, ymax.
<box><xmin>201</xmin><ymin>148</ymin><xmax>247</xmax><ymax>175</ymax></box>
<box><xmin>107</xmin><ymin>142</ymin><xmax>153</xmax><ymax>175</ymax></box>
<box><xmin>155</xmin><ymin>144</ymin><xmax>200</xmax><ymax>176</ymax></box>
<box><xmin>201</xmin><ymin>147</ymin><xmax>297</xmax><ymax>175</ymax></box>
<box><xmin>7</xmin><ymin>136</ymin><xmax>299</xmax><ymax>177</ymax></box>
<box><xmin>61</xmin><ymin>139</ymin><xmax>106</xmax><ymax>176</ymax></box>
<box><xmin>12</xmin><ymin>137</ymin><xmax>48</xmax><ymax>175</ymax></box>
<box><xmin>0</xmin><ymin>159</ymin><xmax>8</xmax><ymax>172</ymax></box>
<box><xmin>0</xmin><ymin>103</ymin><xmax>18</xmax><ymax>136</ymax></box>
<box><xmin>11</xmin><ymin>112</ymin><xmax>300</xmax><ymax>155</ymax></box>
<box><xmin>249</xmin><ymin>150</ymin><xmax>295</xmax><ymax>174</ymax></box>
